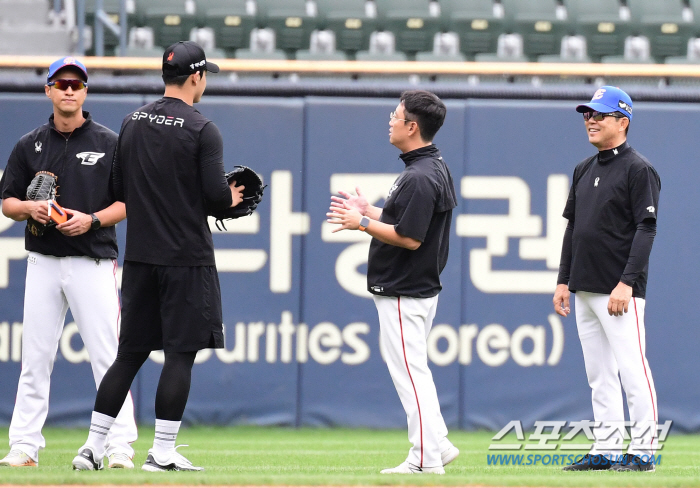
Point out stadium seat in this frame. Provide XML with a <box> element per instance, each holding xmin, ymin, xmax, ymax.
<box><xmin>125</xmin><ymin>46</ymin><xmax>165</xmax><ymax>57</ymax></box>
<box><xmin>415</xmin><ymin>32</ymin><xmax>466</xmax><ymax>61</ymax></box>
<box><xmin>538</xmin><ymin>35</ymin><xmax>591</xmax><ymax>62</ymax></box>
<box><xmin>295</xmin><ymin>30</ymin><xmax>349</xmax><ymax>60</ymax></box>
<box><xmin>374</xmin><ymin>0</ymin><xmax>441</xmax><ymax>54</ymax></box>
<box><xmin>140</xmin><ymin>0</ymin><xmax>198</xmax><ymax>48</ymax></box>
<box><xmin>666</xmin><ymin>37</ymin><xmax>700</xmax><ymax>63</ymax></box>
<box><xmin>196</xmin><ymin>0</ymin><xmax>256</xmax><ymax>54</ymax></box>
<box><xmin>234</xmin><ymin>27</ymin><xmax>287</xmax><ymax>59</ymax></box>
<box><xmin>626</xmin><ymin>0</ymin><xmax>691</xmax><ymax>61</ymax></box>
<box><xmin>255</xmin><ymin>0</ymin><xmax>317</xmax><ymax>52</ymax></box>
<box><xmin>500</xmin><ymin>0</ymin><xmax>567</xmax><ymax>58</ymax></box>
<box><xmin>189</xmin><ymin>27</ymin><xmax>227</xmax><ymax>58</ymax></box>
<box><xmin>565</xmin><ymin>0</ymin><xmax>629</xmax><ymax>61</ymax></box>
<box><xmin>315</xmin><ymin>0</ymin><xmax>377</xmax><ymax>53</ymax></box>
<box><xmin>355</xmin><ymin>31</ymin><xmax>408</xmax><ymax>60</ymax></box>
<box><xmin>438</xmin><ymin>0</ymin><xmax>504</xmax><ymax>58</ymax></box>
<box><xmin>474</xmin><ymin>33</ymin><xmax>528</xmax><ymax>62</ymax></box>
<box><xmin>600</xmin><ymin>35</ymin><xmax>654</xmax><ymax>63</ymax></box>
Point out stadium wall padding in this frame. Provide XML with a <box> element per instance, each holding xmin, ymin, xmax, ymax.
<box><xmin>0</xmin><ymin>94</ymin><xmax>697</xmax><ymax>432</ymax></box>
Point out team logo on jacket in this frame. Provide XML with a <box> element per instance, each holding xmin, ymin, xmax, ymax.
<box><xmin>387</xmin><ymin>184</ymin><xmax>399</xmax><ymax>198</ymax></box>
<box><xmin>76</xmin><ymin>152</ymin><xmax>105</xmax><ymax>165</ymax></box>
<box><xmin>35</xmin><ymin>141</ymin><xmax>42</xmax><ymax>153</ymax></box>
<box><xmin>594</xmin><ymin>177</ymin><xmax>600</xmax><ymax>187</ymax></box>
<box><xmin>647</xmin><ymin>205</ymin><xmax>655</xmax><ymax>213</ymax></box>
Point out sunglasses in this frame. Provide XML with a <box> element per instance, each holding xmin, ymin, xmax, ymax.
<box><xmin>582</xmin><ymin>111</ymin><xmax>624</xmax><ymax>122</ymax></box>
<box><xmin>47</xmin><ymin>79</ymin><xmax>87</xmax><ymax>91</ymax></box>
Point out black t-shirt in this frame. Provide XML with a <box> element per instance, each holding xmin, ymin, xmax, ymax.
<box><xmin>367</xmin><ymin>144</ymin><xmax>458</xmax><ymax>298</ymax></box>
<box><xmin>0</xmin><ymin>112</ymin><xmax>119</xmax><ymax>259</ymax></box>
<box><xmin>561</xmin><ymin>141</ymin><xmax>661</xmax><ymax>298</ymax></box>
<box><xmin>113</xmin><ymin>97</ymin><xmax>232</xmax><ymax>266</ymax></box>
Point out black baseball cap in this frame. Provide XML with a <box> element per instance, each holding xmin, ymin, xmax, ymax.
<box><xmin>162</xmin><ymin>41</ymin><xmax>220</xmax><ymax>76</ymax></box>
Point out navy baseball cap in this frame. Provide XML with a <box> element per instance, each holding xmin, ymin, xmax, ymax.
<box><xmin>576</xmin><ymin>86</ymin><xmax>633</xmax><ymax>120</ymax></box>
<box><xmin>162</xmin><ymin>41</ymin><xmax>219</xmax><ymax>76</ymax></box>
<box><xmin>47</xmin><ymin>56</ymin><xmax>88</xmax><ymax>83</ymax></box>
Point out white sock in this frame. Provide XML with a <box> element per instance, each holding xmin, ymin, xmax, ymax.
<box><xmin>153</xmin><ymin>419</ymin><xmax>181</xmax><ymax>460</ymax></box>
<box><xmin>84</xmin><ymin>411</ymin><xmax>115</xmax><ymax>457</ymax></box>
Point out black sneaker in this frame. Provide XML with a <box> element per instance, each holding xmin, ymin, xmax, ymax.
<box><xmin>72</xmin><ymin>447</ymin><xmax>104</xmax><ymax>471</ymax></box>
<box><xmin>610</xmin><ymin>454</ymin><xmax>656</xmax><ymax>472</ymax></box>
<box><xmin>562</xmin><ymin>453</ymin><xmax>614</xmax><ymax>471</ymax></box>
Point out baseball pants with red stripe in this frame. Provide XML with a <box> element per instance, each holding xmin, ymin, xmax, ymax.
<box><xmin>8</xmin><ymin>253</ymin><xmax>137</xmax><ymax>461</ymax></box>
<box><xmin>374</xmin><ymin>294</ymin><xmax>451</xmax><ymax>469</ymax></box>
<box><xmin>575</xmin><ymin>291</ymin><xmax>658</xmax><ymax>457</ymax></box>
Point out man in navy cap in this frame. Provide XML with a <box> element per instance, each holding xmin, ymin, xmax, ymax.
<box><xmin>0</xmin><ymin>57</ymin><xmax>137</xmax><ymax>468</ymax></box>
<box><xmin>554</xmin><ymin>86</ymin><xmax>660</xmax><ymax>472</ymax></box>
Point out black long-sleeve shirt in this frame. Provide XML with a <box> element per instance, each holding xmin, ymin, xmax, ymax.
<box><xmin>557</xmin><ymin>141</ymin><xmax>661</xmax><ymax>299</ymax></box>
<box><xmin>113</xmin><ymin>97</ymin><xmax>232</xmax><ymax>266</ymax></box>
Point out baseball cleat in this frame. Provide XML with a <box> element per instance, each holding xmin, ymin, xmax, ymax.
<box><xmin>380</xmin><ymin>461</ymin><xmax>445</xmax><ymax>474</ymax></box>
<box><xmin>562</xmin><ymin>453</ymin><xmax>613</xmax><ymax>471</ymax></box>
<box><xmin>142</xmin><ymin>445</ymin><xmax>203</xmax><ymax>472</ymax></box>
<box><xmin>107</xmin><ymin>452</ymin><xmax>134</xmax><ymax>469</ymax></box>
<box><xmin>0</xmin><ymin>449</ymin><xmax>37</xmax><ymax>467</ymax></box>
<box><xmin>441</xmin><ymin>445</ymin><xmax>460</xmax><ymax>466</ymax></box>
<box><xmin>72</xmin><ymin>447</ymin><xmax>104</xmax><ymax>471</ymax></box>
<box><xmin>609</xmin><ymin>454</ymin><xmax>656</xmax><ymax>472</ymax></box>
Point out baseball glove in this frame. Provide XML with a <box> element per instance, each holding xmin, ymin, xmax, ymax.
<box><xmin>25</xmin><ymin>171</ymin><xmax>58</xmax><ymax>237</ymax></box>
<box><xmin>210</xmin><ymin>166</ymin><xmax>266</xmax><ymax>231</ymax></box>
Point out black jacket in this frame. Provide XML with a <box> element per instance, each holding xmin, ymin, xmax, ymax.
<box><xmin>367</xmin><ymin>145</ymin><xmax>458</xmax><ymax>298</ymax></box>
<box><xmin>0</xmin><ymin>112</ymin><xmax>119</xmax><ymax>259</ymax></box>
<box><xmin>113</xmin><ymin>97</ymin><xmax>232</xmax><ymax>266</ymax></box>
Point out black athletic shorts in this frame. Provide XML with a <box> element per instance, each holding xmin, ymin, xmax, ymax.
<box><xmin>119</xmin><ymin>260</ymin><xmax>225</xmax><ymax>352</ymax></box>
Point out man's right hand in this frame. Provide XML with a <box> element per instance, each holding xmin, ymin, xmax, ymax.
<box><xmin>27</xmin><ymin>200</ymin><xmax>50</xmax><ymax>224</ymax></box>
<box><xmin>553</xmin><ymin>283</ymin><xmax>571</xmax><ymax>317</ymax></box>
<box><xmin>230</xmin><ymin>182</ymin><xmax>245</xmax><ymax>207</ymax></box>
<box><xmin>331</xmin><ymin>186</ymin><xmax>369</xmax><ymax>216</ymax></box>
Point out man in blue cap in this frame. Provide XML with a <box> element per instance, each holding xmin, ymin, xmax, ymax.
<box><xmin>553</xmin><ymin>86</ymin><xmax>660</xmax><ymax>472</ymax></box>
<box><xmin>0</xmin><ymin>56</ymin><xmax>137</xmax><ymax>469</ymax></box>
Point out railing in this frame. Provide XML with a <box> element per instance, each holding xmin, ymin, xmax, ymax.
<box><xmin>75</xmin><ymin>0</ymin><xmax>127</xmax><ymax>56</ymax></box>
<box><xmin>2</xmin><ymin>56</ymin><xmax>700</xmax><ymax>78</ymax></box>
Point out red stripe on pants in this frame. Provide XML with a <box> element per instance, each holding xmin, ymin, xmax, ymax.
<box><xmin>397</xmin><ymin>297</ymin><xmax>423</xmax><ymax>467</ymax></box>
<box><xmin>633</xmin><ymin>297</ymin><xmax>657</xmax><ymax>453</ymax></box>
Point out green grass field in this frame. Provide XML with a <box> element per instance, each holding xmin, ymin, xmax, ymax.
<box><xmin>0</xmin><ymin>426</ymin><xmax>698</xmax><ymax>486</ymax></box>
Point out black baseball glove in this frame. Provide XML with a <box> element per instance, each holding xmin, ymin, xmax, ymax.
<box><xmin>25</xmin><ymin>171</ymin><xmax>58</xmax><ymax>237</ymax></box>
<box><xmin>210</xmin><ymin>166</ymin><xmax>266</xmax><ymax>231</ymax></box>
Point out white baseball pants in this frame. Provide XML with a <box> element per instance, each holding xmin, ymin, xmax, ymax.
<box><xmin>575</xmin><ymin>291</ymin><xmax>658</xmax><ymax>457</ymax></box>
<box><xmin>9</xmin><ymin>252</ymin><xmax>137</xmax><ymax>461</ymax></box>
<box><xmin>374</xmin><ymin>295</ymin><xmax>451</xmax><ymax>468</ymax></box>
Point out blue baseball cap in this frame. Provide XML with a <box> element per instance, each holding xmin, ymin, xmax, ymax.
<box><xmin>47</xmin><ymin>56</ymin><xmax>88</xmax><ymax>83</ymax></box>
<box><xmin>576</xmin><ymin>86</ymin><xmax>632</xmax><ymax>120</ymax></box>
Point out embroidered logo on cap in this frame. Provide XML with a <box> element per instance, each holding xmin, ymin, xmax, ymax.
<box><xmin>618</xmin><ymin>100</ymin><xmax>632</xmax><ymax>113</ymax></box>
<box><xmin>167</xmin><ymin>52</ymin><xmax>174</xmax><ymax>61</ymax></box>
<box><xmin>592</xmin><ymin>88</ymin><xmax>606</xmax><ymax>100</ymax></box>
